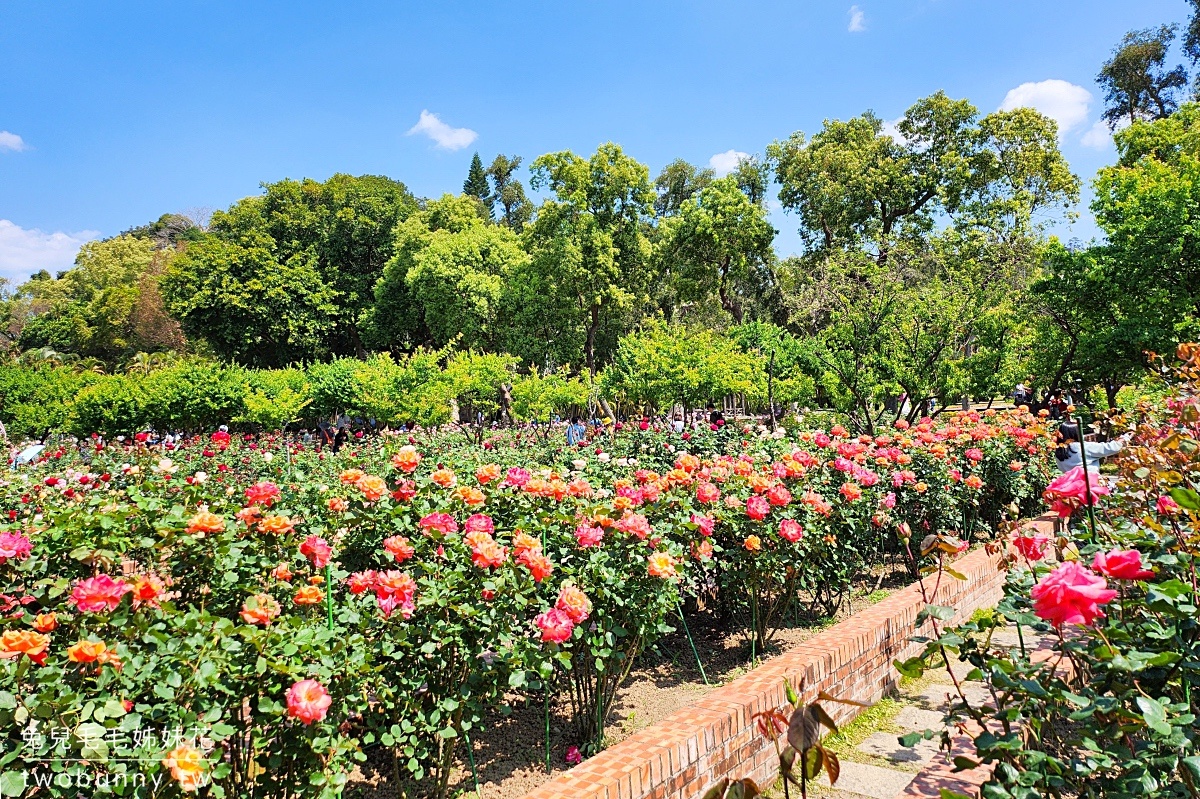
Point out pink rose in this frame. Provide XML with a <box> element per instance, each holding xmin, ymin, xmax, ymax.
<box><xmin>574</xmin><ymin>523</ymin><xmax>604</xmax><ymax>548</ymax></box>
<box><xmin>0</xmin><ymin>532</ymin><xmax>32</xmax><ymax>564</ymax></box>
<box><xmin>778</xmin><ymin>519</ymin><xmax>803</xmax><ymax>543</ymax></box>
<box><xmin>1092</xmin><ymin>549</ymin><xmax>1155</xmax><ymax>581</ymax></box>
<box><xmin>1156</xmin><ymin>495</ymin><xmax>1180</xmax><ymax>516</ymax></box>
<box><xmin>746</xmin><ymin>495</ymin><xmax>770</xmax><ymax>521</ymax></box>
<box><xmin>69</xmin><ymin>575</ymin><xmax>131</xmax><ymax>613</ymax></box>
<box><xmin>1013</xmin><ymin>534</ymin><xmax>1051</xmax><ymax>562</ymax></box>
<box><xmin>299</xmin><ymin>535</ymin><xmax>332</xmax><ymax>569</ymax></box>
<box><xmin>1031</xmin><ymin>562</ymin><xmax>1117</xmax><ymax>627</ymax></box>
<box><xmin>536</xmin><ymin>608</ymin><xmax>574</xmax><ymax>643</ymax></box>
<box><xmin>1043</xmin><ymin>467</ymin><xmax>1110</xmax><ymax>518</ymax></box>
<box><xmin>286</xmin><ymin>679</ymin><xmax>332</xmax><ymax>725</ymax></box>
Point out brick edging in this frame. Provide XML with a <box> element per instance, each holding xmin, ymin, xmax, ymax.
<box><xmin>523</xmin><ymin>517</ymin><xmax>1056</xmax><ymax>799</ymax></box>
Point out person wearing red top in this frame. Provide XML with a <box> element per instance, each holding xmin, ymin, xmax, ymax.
<box><xmin>211</xmin><ymin>425</ymin><xmax>231</xmax><ymax>446</ymax></box>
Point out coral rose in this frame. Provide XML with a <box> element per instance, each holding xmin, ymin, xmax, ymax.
<box><xmin>326</xmin><ymin>497</ymin><xmax>349</xmax><ymax>513</ymax></box>
<box><xmin>744</xmin><ymin>535</ymin><xmax>762</xmax><ymax>552</ymax></box>
<box><xmin>244</xmin><ymin>481</ymin><xmax>281</xmax><ymax>507</ymax></box>
<box><xmin>286</xmin><ymin>679</ymin><xmax>332</xmax><ymax>725</ymax></box>
<box><xmin>0</xmin><ymin>532</ymin><xmax>33</xmax><ymax>563</ymax></box>
<box><xmin>536</xmin><ymin>608</ymin><xmax>574</xmax><ymax>643</ymax></box>
<box><xmin>69</xmin><ymin>574</ymin><xmax>130</xmax><ymax>613</ymax></box>
<box><xmin>419</xmin><ymin>512</ymin><xmax>458</xmax><ymax>535</ymax></box>
<box><xmin>240</xmin><ymin>593</ymin><xmax>281</xmax><ymax>625</ymax></box>
<box><xmin>518</xmin><ymin>550</ymin><xmax>553</xmax><ymax>582</ymax></box>
<box><xmin>1092</xmin><ymin>549</ymin><xmax>1155</xmax><ymax>581</ymax></box>
<box><xmin>745</xmin><ymin>495</ymin><xmax>770</xmax><ymax>521</ymax></box>
<box><xmin>1031</xmin><ymin>562</ymin><xmax>1117</xmax><ymax>627</ymax></box>
<box><xmin>574</xmin><ymin>523</ymin><xmax>604</xmax><ymax>548</ymax></box>
<box><xmin>1043</xmin><ymin>467</ymin><xmax>1110</xmax><ymax>518</ymax></box>
<box><xmin>476</xmin><ymin>463</ymin><xmax>501</xmax><ymax>484</ymax></box>
<box><xmin>431</xmin><ymin>468</ymin><xmax>456</xmax><ymax>488</ymax></box>
<box><xmin>778</xmin><ymin>519</ymin><xmax>803</xmax><ymax>543</ymax></box>
<box><xmin>300</xmin><ymin>535</ymin><xmax>332</xmax><ymax>569</ymax></box>
<box><xmin>555</xmin><ymin>583</ymin><xmax>592</xmax><ymax>624</ymax></box>
<box><xmin>383</xmin><ymin>535</ymin><xmax>414</xmax><ymax>564</ymax></box>
<box><xmin>1013</xmin><ymin>534</ymin><xmax>1051</xmax><ymax>562</ymax></box>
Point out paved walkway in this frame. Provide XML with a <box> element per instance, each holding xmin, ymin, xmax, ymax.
<box><xmin>801</xmin><ymin>626</ymin><xmax>1052</xmax><ymax>799</ymax></box>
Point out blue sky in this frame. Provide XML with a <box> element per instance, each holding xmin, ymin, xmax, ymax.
<box><xmin>0</xmin><ymin>0</ymin><xmax>1191</xmax><ymax>283</ymax></box>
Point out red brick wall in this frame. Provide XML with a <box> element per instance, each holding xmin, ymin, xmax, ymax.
<box><xmin>523</xmin><ymin>517</ymin><xmax>1052</xmax><ymax>799</ymax></box>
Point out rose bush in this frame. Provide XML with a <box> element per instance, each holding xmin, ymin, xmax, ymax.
<box><xmin>0</xmin><ymin>408</ymin><xmax>1051</xmax><ymax>797</ymax></box>
<box><xmin>899</xmin><ymin>344</ymin><xmax>1200</xmax><ymax>798</ymax></box>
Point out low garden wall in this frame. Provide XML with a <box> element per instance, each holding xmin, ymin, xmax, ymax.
<box><xmin>524</xmin><ymin>516</ymin><xmax>1055</xmax><ymax>799</ymax></box>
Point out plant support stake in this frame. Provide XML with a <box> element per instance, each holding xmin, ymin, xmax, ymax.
<box><xmin>676</xmin><ymin>602</ymin><xmax>709</xmax><ymax>685</ymax></box>
<box><xmin>464</xmin><ymin>728</ymin><xmax>481</xmax><ymax>797</ymax></box>
<box><xmin>326</xmin><ymin>563</ymin><xmax>333</xmax><ymax>630</ymax></box>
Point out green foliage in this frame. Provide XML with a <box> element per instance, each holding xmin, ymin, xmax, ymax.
<box><xmin>1098</xmin><ymin>25</ymin><xmax>1188</xmax><ymax>128</ymax></box>
<box><xmin>601</xmin><ymin>322</ymin><xmax>764</xmax><ymax>411</ymax></box>
<box><xmin>508</xmin><ymin>368</ymin><xmax>591</xmax><ymax>423</ymax></box>
<box><xmin>463</xmin><ymin>152</ymin><xmax>493</xmax><ymax>218</ymax></box>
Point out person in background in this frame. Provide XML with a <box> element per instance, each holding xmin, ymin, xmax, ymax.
<box><xmin>211</xmin><ymin>425</ymin><xmax>231</xmax><ymax>446</ymax></box>
<box><xmin>671</xmin><ymin>413</ymin><xmax>685</xmax><ymax>434</ymax></box>
<box><xmin>566</xmin><ymin>417</ymin><xmax>587</xmax><ymax>446</ymax></box>
<box><xmin>332</xmin><ymin>425</ymin><xmax>349</xmax><ymax>454</ymax></box>
<box><xmin>1055</xmin><ymin>421</ymin><xmax>1130</xmax><ymax>474</ymax></box>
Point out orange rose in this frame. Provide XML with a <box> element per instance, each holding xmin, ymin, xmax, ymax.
<box><xmin>743</xmin><ymin>535</ymin><xmax>762</xmax><ymax>552</ymax></box>
<box><xmin>257</xmin><ymin>515</ymin><xmax>295</xmax><ymax>536</ymax></box>
<box><xmin>271</xmin><ymin>563</ymin><xmax>293</xmax><ymax>582</ymax></box>
<box><xmin>431</xmin><ymin>468</ymin><xmax>456</xmax><ymax>488</ymax></box>
<box><xmin>163</xmin><ymin>743</ymin><xmax>208</xmax><ymax>792</ymax></box>
<box><xmin>475</xmin><ymin>463</ymin><xmax>501</xmax><ymax>484</ymax></box>
<box><xmin>68</xmin><ymin>639</ymin><xmax>108</xmax><ymax>663</ymax></box>
<box><xmin>240</xmin><ymin>593</ymin><xmax>281</xmax><ymax>625</ymax></box>
<box><xmin>326</xmin><ymin>497</ymin><xmax>349</xmax><ymax>513</ymax></box>
<box><xmin>391</xmin><ymin>446</ymin><xmax>422</xmax><ymax>473</ymax></box>
<box><xmin>294</xmin><ymin>585</ymin><xmax>324</xmax><ymax>605</ymax></box>
<box><xmin>453</xmin><ymin>486</ymin><xmax>486</xmax><ymax>505</ymax></box>
<box><xmin>357</xmin><ymin>475</ymin><xmax>387</xmax><ymax>503</ymax></box>
<box><xmin>647</xmin><ymin>552</ymin><xmax>678</xmax><ymax>579</ymax></box>
<box><xmin>131</xmin><ymin>574</ymin><xmax>165</xmax><ymax>608</ymax></box>
<box><xmin>32</xmin><ymin>612</ymin><xmax>57</xmax><ymax>632</ymax></box>
<box><xmin>186</xmin><ymin>510</ymin><xmax>225</xmax><ymax>536</ymax></box>
<box><xmin>0</xmin><ymin>629</ymin><xmax>49</xmax><ymax>665</ymax></box>
<box><xmin>339</xmin><ymin>468</ymin><xmax>366</xmax><ymax>485</ymax></box>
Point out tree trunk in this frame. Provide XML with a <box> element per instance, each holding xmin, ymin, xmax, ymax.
<box><xmin>585</xmin><ymin>304</ymin><xmax>600</xmax><ymax>375</ymax></box>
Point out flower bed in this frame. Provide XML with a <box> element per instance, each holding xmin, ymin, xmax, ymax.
<box><xmin>0</xmin><ymin>411</ymin><xmax>1053</xmax><ymax>798</ymax></box>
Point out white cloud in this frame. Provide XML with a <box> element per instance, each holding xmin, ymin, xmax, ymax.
<box><xmin>0</xmin><ymin>220</ymin><xmax>99</xmax><ymax>283</ymax></box>
<box><xmin>0</xmin><ymin>131</ymin><xmax>27</xmax><ymax>152</ymax></box>
<box><xmin>999</xmin><ymin>80</ymin><xmax>1092</xmax><ymax>138</ymax></box>
<box><xmin>848</xmin><ymin>5</ymin><xmax>866</xmax><ymax>32</ymax></box>
<box><xmin>1080</xmin><ymin>117</ymin><xmax>1129</xmax><ymax>149</ymax></box>
<box><xmin>880</xmin><ymin>116</ymin><xmax>906</xmax><ymax>143</ymax></box>
<box><xmin>406</xmin><ymin>110</ymin><xmax>477</xmax><ymax>151</ymax></box>
<box><xmin>709</xmin><ymin>149</ymin><xmax>750</xmax><ymax>176</ymax></box>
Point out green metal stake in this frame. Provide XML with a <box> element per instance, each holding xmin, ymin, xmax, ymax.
<box><xmin>1076</xmin><ymin>416</ymin><xmax>1099</xmax><ymax>538</ymax></box>
<box><xmin>544</xmin><ymin>687</ymin><xmax>551</xmax><ymax>771</ymax></box>
<box><xmin>326</xmin><ymin>563</ymin><xmax>334</xmax><ymax>630</ymax></box>
<box><xmin>464</xmin><ymin>729</ymin><xmax>481</xmax><ymax>797</ymax></box>
<box><xmin>676</xmin><ymin>602</ymin><xmax>709</xmax><ymax>685</ymax></box>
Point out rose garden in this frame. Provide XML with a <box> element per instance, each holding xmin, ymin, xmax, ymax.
<box><xmin>6</xmin><ymin>6</ymin><xmax>1200</xmax><ymax>795</ymax></box>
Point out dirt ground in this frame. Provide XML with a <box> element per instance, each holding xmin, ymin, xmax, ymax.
<box><xmin>345</xmin><ymin>571</ymin><xmax>910</xmax><ymax>799</ymax></box>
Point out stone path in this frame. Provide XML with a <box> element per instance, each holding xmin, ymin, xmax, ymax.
<box><xmin>802</xmin><ymin>626</ymin><xmax>1051</xmax><ymax>799</ymax></box>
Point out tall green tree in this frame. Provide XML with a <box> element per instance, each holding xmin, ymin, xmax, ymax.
<box><xmin>1098</xmin><ymin>26</ymin><xmax>1189</xmax><ymax>128</ymax></box>
<box><xmin>525</xmin><ymin>143</ymin><xmax>656</xmax><ymax>373</ymax></box>
<box><xmin>463</xmin><ymin>152</ymin><xmax>494</xmax><ymax>218</ymax></box>
<box><xmin>767</xmin><ymin>93</ymin><xmax>1078</xmax><ymax>430</ymax></box>
<box><xmin>653</xmin><ymin>159</ymin><xmax>714</xmax><ymax>217</ymax></box>
<box><xmin>199</xmin><ymin>173</ymin><xmax>417</xmax><ymax>359</ymax></box>
<box><xmin>486</xmin><ymin>155</ymin><xmax>533</xmax><ymax>230</ymax></box>
<box><xmin>656</xmin><ymin>176</ymin><xmax>776</xmax><ymax>324</ymax></box>
<box><xmin>15</xmin><ymin>235</ymin><xmax>178</xmax><ymax>361</ymax></box>
<box><xmin>161</xmin><ymin>230</ymin><xmax>337</xmax><ymax>367</ymax></box>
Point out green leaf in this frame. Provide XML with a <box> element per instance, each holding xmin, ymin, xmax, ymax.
<box><xmin>1169</xmin><ymin>487</ymin><xmax>1200</xmax><ymax>510</ymax></box>
<box><xmin>1136</xmin><ymin>696</ymin><xmax>1172</xmax><ymax>736</ymax></box>
<box><xmin>0</xmin><ymin>772</ymin><xmax>25</xmax><ymax>797</ymax></box>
